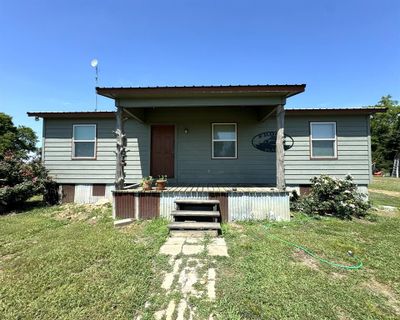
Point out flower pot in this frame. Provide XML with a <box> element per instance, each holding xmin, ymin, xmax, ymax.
<box><xmin>156</xmin><ymin>180</ymin><xmax>167</xmax><ymax>191</ymax></box>
<box><xmin>142</xmin><ymin>181</ymin><xmax>152</xmax><ymax>191</ymax></box>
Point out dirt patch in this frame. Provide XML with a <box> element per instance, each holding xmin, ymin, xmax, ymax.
<box><xmin>52</xmin><ymin>203</ymin><xmax>110</xmax><ymax>222</ymax></box>
<box><xmin>229</xmin><ymin>223</ymin><xmax>244</xmax><ymax>232</ymax></box>
<box><xmin>369</xmin><ymin>188</ymin><xmax>400</xmax><ymax>197</ymax></box>
<box><xmin>292</xmin><ymin>249</ymin><xmax>320</xmax><ymax>271</ymax></box>
<box><xmin>363</xmin><ymin>279</ymin><xmax>400</xmax><ymax>315</ymax></box>
<box><xmin>0</xmin><ymin>253</ymin><xmax>16</xmax><ymax>262</ymax></box>
<box><xmin>330</xmin><ymin>272</ymin><xmax>347</xmax><ymax>280</ymax></box>
<box><xmin>335</xmin><ymin>306</ymin><xmax>353</xmax><ymax>320</ymax></box>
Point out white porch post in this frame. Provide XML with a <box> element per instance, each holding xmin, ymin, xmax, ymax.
<box><xmin>276</xmin><ymin>104</ymin><xmax>286</xmax><ymax>190</ymax></box>
<box><xmin>115</xmin><ymin>106</ymin><xmax>126</xmax><ymax>190</ymax></box>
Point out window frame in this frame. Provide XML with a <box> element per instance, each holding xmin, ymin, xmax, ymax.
<box><xmin>211</xmin><ymin>123</ymin><xmax>238</xmax><ymax>159</ymax></box>
<box><xmin>72</xmin><ymin>124</ymin><xmax>97</xmax><ymax>160</ymax></box>
<box><xmin>309</xmin><ymin>121</ymin><xmax>337</xmax><ymax>159</ymax></box>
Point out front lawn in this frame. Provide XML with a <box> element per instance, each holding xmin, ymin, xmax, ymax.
<box><xmin>0</xmin><ymin>204</ymin><xmax>168</xmax><ymax>319</ymax></box>
<box><xmin>369</xmin><ymin>191</ymin><xmax>400</xmax><ymax>208</ymax></box>
<box><xmin>370</xmin><ymin>176</ymin><xmax>400</xmax><ymax>193</ymax></box>
<box><xmin>215</xmin><ymin>213</ymin><xmax>400</xmax><ymax>319</ymax></box>
<box><xmin>1</xmin><ymin>177</ymin><xmax>399</xmax><ymax>319</ymax></box>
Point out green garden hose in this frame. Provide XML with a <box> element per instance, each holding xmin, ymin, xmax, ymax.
<box><xmin>264</xmin><ymin>225</ymin><xmax>363</xmax><ymax>270</ymax></box>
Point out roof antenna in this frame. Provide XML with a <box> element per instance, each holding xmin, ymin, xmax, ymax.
<box><xmin>90</xmin><ymin>58</ymin><xmax>99</xmax><ymax>111</ymax></box>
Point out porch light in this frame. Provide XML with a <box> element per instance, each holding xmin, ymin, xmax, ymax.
<box><xmin>184</xmin><ymin>128</ymin><xmax>189</xmax><ymax>134</ymax></box>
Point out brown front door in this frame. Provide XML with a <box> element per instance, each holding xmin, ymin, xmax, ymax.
<box><xmin>151</xmin><ymin>125</ymin><xmax>175</xmax><ymax>178</ymax></box>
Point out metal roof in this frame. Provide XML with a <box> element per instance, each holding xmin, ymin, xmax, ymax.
<box><xmin>27</xmin><ymin>111</ymin><xmax>115</xmax><ymax>118</ymax></box>
<box><xmin>96</xmin><ymin>84</ymin><xmax>307</xmax><ymax>99</ymax></box>
<box><xmin>286</xmin><ymin>107</ymin><xmax>387</xmax><ymax>115</ymax></box>
<box><xmin>27</xmin><ymin>107</ymin><xmax>386</xmax><ymax>119</ymax></box>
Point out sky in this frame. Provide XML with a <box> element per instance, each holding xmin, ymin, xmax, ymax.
<box><xmin>0</xmin><ymin>0</ymin><xmax>399</xmax><ymax>142</ymax></box>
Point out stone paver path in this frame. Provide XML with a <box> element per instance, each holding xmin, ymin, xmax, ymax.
<box><xmin>137</xmin><ymin>237</ymin><xmax>228</xmax><ymax>319</ymax></box>
<box><xmin>159</xmin><ymin>237</ymin><xmax>229</xmax><ymax>257</ymax></box>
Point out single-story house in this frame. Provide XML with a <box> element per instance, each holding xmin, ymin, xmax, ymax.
<box><xmin>28</xmin><ymin>84</ymin><xmax>385</xmax><ymax>222</ymax></box>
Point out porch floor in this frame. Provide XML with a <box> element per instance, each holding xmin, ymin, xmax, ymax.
<box><xmin>121</xmin><ymin>185</ymin><xmax>282</xmax><ymax>193</ymax></box>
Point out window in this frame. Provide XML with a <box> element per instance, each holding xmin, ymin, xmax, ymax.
<box><xmin>310</xmin><ymin>122</ymin><xmax>337</xmax><ymax>158</ymax></box>
<box><xmin>212</xmin><ymin>123</ymin><xmax>237</xmax><ymax>159</ymax></box>
<box><xmin>72</xmin><ymin>124</ymin><xmax>96</xmax><ymax>159</ymax></box>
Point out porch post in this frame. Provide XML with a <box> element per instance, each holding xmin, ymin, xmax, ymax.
<box><xmin>115</xmin><ymin>106</ymin><xmax>126</xmax><ymax>190</ymax></box>
<box><xmin>276</xmin><ymin>104</ymin><xmax>285</xmax><ymax>190</ymax></box>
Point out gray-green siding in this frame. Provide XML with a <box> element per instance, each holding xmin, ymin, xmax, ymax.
<box><xmin>285</xmin><ymin>115</ymin><xmax>371</xmax><ymax>185</ymax></box>
<box><xmin>43</xmin><ymin>109</ymin><xmax>371</xmax><ymax>186</ymax></box>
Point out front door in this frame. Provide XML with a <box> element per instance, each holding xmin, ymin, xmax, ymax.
<box><xmin>151</xmin><ymin>125</ymin><xmax>175</xmax><ymax>178</ymax></box>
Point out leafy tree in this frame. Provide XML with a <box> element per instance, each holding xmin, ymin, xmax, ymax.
<box><xmin>370</xmin><ymin>96</ymin><xmax>400</xmax><ymax>173</ymax></box>
<box><xmin>0</xmin><ymin>113</ymin><xmax>37</xmax><ymax>159</ymax></box>
<box><xmin>0</xmin><ymin>114</ymin><xmax>58</xmax><ymax>213</ymax></box>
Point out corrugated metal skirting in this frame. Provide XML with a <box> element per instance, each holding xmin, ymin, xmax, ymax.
<box><xmin>114</xmin><ymin>190</ymin><xmax>291</xmax><ymax>221</ymax></box>
<box><xmin>228</xmin><ymin>192</ymin><xmax>290</xmax><ymax>221</ymax></box>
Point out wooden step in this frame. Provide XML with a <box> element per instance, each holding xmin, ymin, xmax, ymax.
<box><xmin>171</xmin><ymin>210</ymin><xmax>220</xmax><ymax>217</ymax></box>
<box><xmin>168</xmin><ymin>221</ymin><xmax>221</xmax><ymax>230</ymax></box>
<box><xmin>175</xmin><ymin>199</ymin><xmax>220</xmax><ymax>205</ymax></box>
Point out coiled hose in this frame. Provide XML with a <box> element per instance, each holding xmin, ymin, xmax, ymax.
<box><xmin>264</xmin><ymin>224</ymin><xmax>363</xmax><ymax>270</ymax></box>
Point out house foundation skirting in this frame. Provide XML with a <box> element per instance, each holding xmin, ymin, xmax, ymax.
<box><xmin>113</xmin><ymin>190</ymin><xmax>290</xmax><ymax>222</ymax></box>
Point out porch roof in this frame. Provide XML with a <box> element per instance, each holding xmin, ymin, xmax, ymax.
<box><xmin>96</xmin><ymin>84</ymin><xmax>306</xmax><ymax>100</ymax></box>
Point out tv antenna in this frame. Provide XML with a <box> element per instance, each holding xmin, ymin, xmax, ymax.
<box><xmin>91</xmin><ymin>58</ymin><xmax>99</xmax><ymax>111</ymax></box>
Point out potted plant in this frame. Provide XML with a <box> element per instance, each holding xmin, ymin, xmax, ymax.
<box><xmin>141</xmin><ymin>176</ymin><xmax>153</xmax><ymax>191</ymax></box>
<box><xmin>156</xmin><ymin>175</ymin><xmax>168</xmax><ymax>191</ymax></box>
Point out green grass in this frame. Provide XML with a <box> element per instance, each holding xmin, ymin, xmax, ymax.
<box><xmin>0</xmin><ymin>204</ymin><xmax>168</xmax><ymax>319</ymax></box>
<box><xmin>370</xmin><ymin>192</ymin><xmax>400</xmax><ymax>208</ymax></box>
<box><xmin>212</xmin><ymin>177</ymin><xmax>400</xmax><ymax>319</ymax></box>
<box><xmin>216</xmin><ymin>214</ymin><xmax>400</xmax><ymax>319</ymax></box>
<box><xmin>370</xmin><ymin>176</ymin><xmax>400</xmax><ymax>193</ymax></box>
<box><xmin>1</xmin><ymin>177</ymin><xmax>400</xmax><ymax>319</ymax></box>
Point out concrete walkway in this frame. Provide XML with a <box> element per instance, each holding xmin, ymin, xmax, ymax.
<box><xmin>159</xmin><ymin>237</ymin><xmax>229</xmax><ymax>257</ymax></box>
<box><xmin>138</xmin><ymin>237</ymin><xmax>228</xmax><ymax>320</ymax></box>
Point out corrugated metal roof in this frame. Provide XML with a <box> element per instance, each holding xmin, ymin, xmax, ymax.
<box><xmin>27</xmin><ymin>106</ymin><xmax>386</xmax><ymax>119</ymax></box>
<box><xmin>96</xmin><ymin>84</ymin><xmax>306</xmax><ymax>89</ymax></box>
<box><xmin>286</xmin><ymin>107</ymin><xmax>386</xmax><ymax>115</ymax></box>
<box><xmin>27</xmin><ymin>111</ymin><xmax>115</xmax><ymax>118</ymax></box>
<box><xmin>96</xmin><ymin>84</ymin><xmax>307</xmax><ymax>99</ymax></box>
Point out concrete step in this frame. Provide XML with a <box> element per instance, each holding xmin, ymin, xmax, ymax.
<box><xmin>175</xmin><ymin>199</ymin><xmax>220</xmax><ymax>205</ymax></box>
<box><xmin>114</xmin><ymin>218</ymin><xmax>133</xmax><ymax>228</ymax></box>
<box><xmin>170</xmin><ymin>230</ymin><xmax>219</xmax><ymax>237</ymax></box>
<box><xmin>168</xmin><ymin>221</ymin><xmax>221</xmax><ymax>230</ymax></box>
<box><xmin>171</xmin><ymin>210</ymin><xmax>220</xmax><ymax>218</ymax></box>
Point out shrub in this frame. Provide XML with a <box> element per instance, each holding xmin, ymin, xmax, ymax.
<box><xmin>0</xmin><ymin>152</ymin><xmax>59</xmax><ymax>214</ymax></box>
<box><xmin>295</xmin><ymin>175</ymin><xmax>370</xmax><ymax>219</ymax></box>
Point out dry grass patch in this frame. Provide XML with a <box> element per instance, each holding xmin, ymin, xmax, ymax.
<box><xmin>50</xmin><ymin>203</ymin><xmax>111</xmax><ymax>222</ymax></box>
<box><xmin>292</xmin><ymin>249</ymin><xmax>320</xmax><ymax>271</ymax></box>
<box><xmin>362</xmin><ymin>279</ymin><xmax>400</xmax><ymax>315</ymax></box>
<box><xmin>369</xmin><ymin>188</ymin><xmax>400</xmax><ymax>197</ymax></box>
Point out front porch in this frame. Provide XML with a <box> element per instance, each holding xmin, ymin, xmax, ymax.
<box><xmin>113</xmin><ymin>185</ymin><xmax>290</xmax><ymax>222</ymax></box>
<box><xmin>98</xmin><ymin>85</ymin><xmax>306</xmax><ymax>223</ymax></box>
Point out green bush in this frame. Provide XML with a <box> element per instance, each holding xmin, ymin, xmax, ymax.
<box><xmin>295</xmin><ymin>175</ymin><xmax>370</xmax><ymax>219</ymax></box>
<box><xmin>0</xmin><ymin>152</ymin><xmax>59</xmax><ymax>214</ymax></box>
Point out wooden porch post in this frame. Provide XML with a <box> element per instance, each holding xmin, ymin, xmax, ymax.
<box><xmin>115</xmin><ymin>106</ymin><xmax>127</xmax><ymax>190</ymax></box>
<box><xmin>276</xmin><ymin>104</ymin><xmax>285</xmax><ymax>190</ymax></box>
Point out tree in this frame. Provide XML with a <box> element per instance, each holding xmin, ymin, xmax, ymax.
<box><xmin>370</xmin><ymin>96</ymin><xmax>400</xmax><ymax>172</ymax></box>
<box><xmin>0</xmin><ymin>113</ymin><xmax>58</xmax><ymax>213</ymax></box>
<box><xmin>0</xmin><ymin>113</ymin><xmax>37</xmax><ymax>159</ymax></box>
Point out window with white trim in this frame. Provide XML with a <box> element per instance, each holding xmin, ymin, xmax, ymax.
<box><xmin>72</xmin><ymin>124</ymin><xmax>96</xmax><ymax>159</ymax></box>
<box><xmin>212</xmin><ymin>123</ymin><xmax>237</xmax><ymax>159</ymax></box>
<box><xmin>310</xmin><ymin>122</ymin><xmax>337</xmax><ymax>158</ymax></box>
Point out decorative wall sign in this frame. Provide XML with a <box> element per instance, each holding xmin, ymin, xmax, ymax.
<box><xmin>252</xmin><ymin>131</ymin><xmax>294</xmax><ymax>152</ymax></box>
